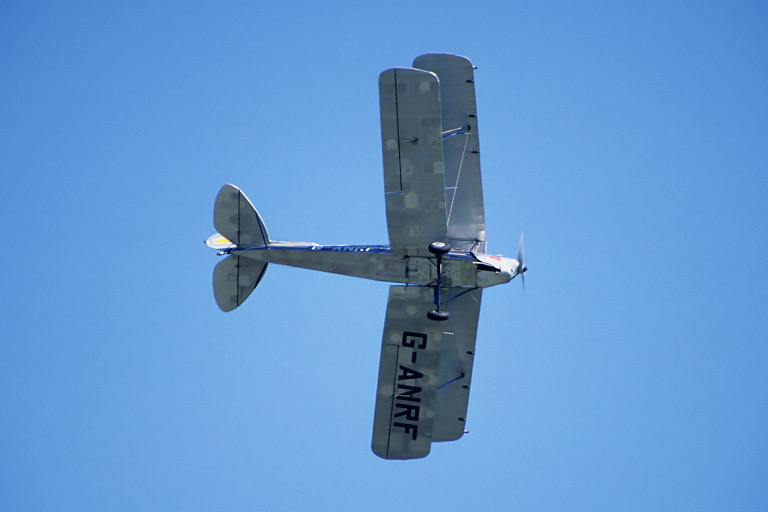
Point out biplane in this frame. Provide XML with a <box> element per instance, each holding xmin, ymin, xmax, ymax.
<box><xmin>205</xmin><ymin>54</ymin><xmax>526</xmax><ymax>459</ymax></box>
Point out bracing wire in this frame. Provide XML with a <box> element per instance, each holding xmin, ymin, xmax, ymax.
<box><xmin>446</xmin><ymin>133</ymin><xmax>470</xmax><ymax>226</ymax></box>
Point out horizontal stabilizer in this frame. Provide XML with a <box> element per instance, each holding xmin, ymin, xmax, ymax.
<box><xmin>213</xmin><ymin>255</ymin><xmax>268</xmax><ymax>312</ymax></box>
<box><xmin>214</xmin><ymin>184</ymin><xmax>270</xmax><ymax>248</ymax></box>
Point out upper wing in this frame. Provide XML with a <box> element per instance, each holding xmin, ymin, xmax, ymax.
<box><xmin>379</xmin><ymin>68</ymin><xmax>448</xmax><ymax>257</ymax></box>
<box><xmin>413</xmin><ymin>54</ymin><xmax>487</xmax><ymax>253</ymax></box>
<box><xmin>432</xmin><ymin>287</ymin><xmax>483</xmax><ymax>442</ymax></box>
<box><xmin>371</xmin><ymin>285</ymin><xmax>483</xmax><ymax>459</ymax></box>
<box><xmin>371</xmin><ymin>285</ymin><xmax>446</xmax><ymax>459</ymax></box>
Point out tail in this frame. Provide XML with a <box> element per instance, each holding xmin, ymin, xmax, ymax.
<box><xmin>213</xmin><ymin>184</ymin><xmax>270</xmax><ymax>248</ymax></box>
<box><xmin>209</xmin><ymin>184</ymin><xmax>270</xmax><ymax>312</ymax></box>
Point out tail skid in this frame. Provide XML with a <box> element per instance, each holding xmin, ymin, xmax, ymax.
<box><xmin>210</xmin><ymin>184</ymin><xmax>270</xmax><ymax>311</ymax></box>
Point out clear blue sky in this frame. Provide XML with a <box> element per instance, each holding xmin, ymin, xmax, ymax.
<box><xmin>2</xmin><ymin>2</ymin><xmax>767</xmax><ymax>510</ymax></box>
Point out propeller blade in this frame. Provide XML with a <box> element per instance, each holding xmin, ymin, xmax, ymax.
<box><xmin>517</xmin><ymin>233</ymin><xmax>527</xmax><ymax>292</ymax></box>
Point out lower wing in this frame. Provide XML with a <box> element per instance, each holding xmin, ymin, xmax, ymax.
<box><xmin>371</xmin><ymin>285</ymin><xmax>482</xmax><ymax>459</ymax></box>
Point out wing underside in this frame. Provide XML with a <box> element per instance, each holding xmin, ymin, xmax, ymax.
<box><xmin>379</xmin><ymin>68</ymin><xmax>448</xmax><ymax>257</ymax></box>
<box><xmin>413</xmin><ymin>54</ymin><xmax>487</xmax><ymax>253</ymax></box>
<box><xmin>379</xmin><ymin>56</ymin><xmax>487</xmax><ymax>256</ymax></box>
<box><xmin>372</xmin><ymin>286</ymin><xmax>444</xmax><ymax>459</ymax></box>
<box><xmin>432</xmin><ymin>287</ymin><xmax>482</xmax><ymax>442</ymax></box>
<box><xmin>372</xmin><ymin>285</ymin><xmax>483</xmax><ymax>459</ymax></box>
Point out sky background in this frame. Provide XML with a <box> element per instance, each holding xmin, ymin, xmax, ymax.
<box><xmin>2</xmin><ymin>1</ymin><xmax>767</xmax><ymax>510</ymax></box>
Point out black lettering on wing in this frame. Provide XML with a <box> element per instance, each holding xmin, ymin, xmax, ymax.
<box><xmin>396</xmin><ymin>384</ymin><xmax>422</xmax><ymax>402</ymax></box>
<box><xmin>402</xmin><ymin>332</ymin><xmax>427</xmax><ymax>349</ymax></box>
<box><xmin>398</xmin><ymin>365</ymin><xmax>424</xmax><ymax>381</ymax></box>
<box><xmin>394</xmin><ymin>402</ymin><xmax>420</xmax><ymax>421</ymax></box>
<box><xmin>393</xmin><ymin>422</ymin><xmax>419</xmax><ymax>440</ymax></box>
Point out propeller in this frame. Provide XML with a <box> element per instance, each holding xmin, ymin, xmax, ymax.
<box><xmin>517</xmin><ymin>233</ymin><xmax>527</xmax><ymax>291</ymax></box>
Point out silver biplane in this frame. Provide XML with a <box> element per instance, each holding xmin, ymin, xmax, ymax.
<box><xmin>205</xmin><ymin>54</ymin><xmax>526</xmax><ymax>459</ymax></box>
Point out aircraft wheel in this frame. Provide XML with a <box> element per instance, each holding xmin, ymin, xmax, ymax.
<box><xmin>428</xmin><ymin>241</ymin><xmax>451</xmax><ymax>255</ymax></box>
<box><xmin>427</xmin><ymin>310</ymin><xmax>450</xmax><ymax>321</ymax></box>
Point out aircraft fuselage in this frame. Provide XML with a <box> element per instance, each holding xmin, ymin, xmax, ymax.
<box><xmin>231</xmin><ymin>242</ymin><xmax>517</xmax><ymax>289</ymax></box>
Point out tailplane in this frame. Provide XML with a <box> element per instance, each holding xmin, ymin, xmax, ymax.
<box><xmin>213</xmin><ymin>255</ymin><xmax>268</xmax><ymax>312</ymax></box>
<box><xmin>214</xmin><ymin>184</ymin><xmax>270</xmax><ymax>248</ymax></box>
<box><xmin>209</xmin><ymin>184</ymin><xmax>270</xmax><ymax>312</ymax></box>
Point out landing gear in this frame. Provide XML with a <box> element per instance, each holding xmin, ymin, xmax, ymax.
<box><xmin>427</xmin><ymin>241</ymin><xmax>451</xmax><ymax>321</ymax></box>
<box><xmin>428</xmin><ymin>241</ymin><xmax>451</xmax><ymax>255</ymax></box>
<box><xmin>427</xmin><ymin>310</ymin><xmax>450</xmax><ymax>321</ymax></box>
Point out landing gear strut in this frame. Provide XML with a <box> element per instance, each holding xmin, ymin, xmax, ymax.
<box><xmin>427</xmin><ymin>242</ymin><xmax>451</xmax><ymax>321</ymax></box>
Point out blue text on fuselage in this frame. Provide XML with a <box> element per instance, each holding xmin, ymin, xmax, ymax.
<box><xmin>310</xmin><ymin>245</ymin><xmax>390</xmax><ymax>253</ymax></box>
